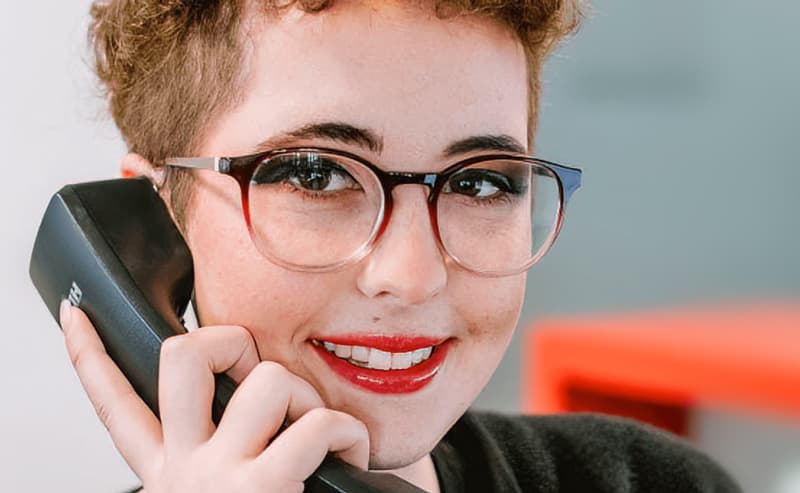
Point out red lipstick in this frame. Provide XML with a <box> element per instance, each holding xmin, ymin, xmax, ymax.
<box><xmin>311</xmin><ymin>335</ymin><xmax>451</xmax><ymax>394</ymax></box>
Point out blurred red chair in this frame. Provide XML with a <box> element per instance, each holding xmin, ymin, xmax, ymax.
<box><xmin>523</xmin><ymin>302</ymin><xmax>800</xmax><ymax>436</ymax></box>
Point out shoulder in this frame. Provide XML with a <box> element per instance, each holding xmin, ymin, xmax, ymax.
<box><xmin>442</xmin><ymin>411</ymin><xmax>742</xmax><ymax>493</ymax></box>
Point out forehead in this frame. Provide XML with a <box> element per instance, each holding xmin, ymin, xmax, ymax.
<box><xmin>201</xmin><ymin>0</ymin><xmax>529</xmax><ymax>166</ymax></box>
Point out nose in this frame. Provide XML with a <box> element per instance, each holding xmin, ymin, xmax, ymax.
<box><xmin>356</xmin><ymin>185</ymin><xmax>447</xmax><ymax>305</ymax></box>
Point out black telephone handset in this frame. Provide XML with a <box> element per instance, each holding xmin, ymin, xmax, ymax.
<box><xmin>29</xmin><ymin>177</ymin><xmax>426</xmax><ymax>493</ymax></box>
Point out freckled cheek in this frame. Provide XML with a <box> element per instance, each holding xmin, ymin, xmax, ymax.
<box><xmin>185</xmin><ymin>194</ymin><xmax>332</xmax><ymax>359</ymax></box>
<box><xmin>193</xmin><ymin>254</ymin><xmax>337</xmax><ymax>364</ymax></box>
<box><xmin>450</xmin><ymin>272</ymin><xmax>526</xmax><ymax>351</ymax></box>
<box><xmin>427</xmin><ymin>274</ymin><xmax>525</xmax><ymax>420</ymax></box>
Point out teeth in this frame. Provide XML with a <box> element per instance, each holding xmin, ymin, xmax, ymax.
<box><xmin>391</xmin><ymin>351</ymin><xmax>413</xmax><ymax>370</ymax></box>
<box><xmin>368</xmin><ymin>349</ymin><xmax>392</xmax><ymax>370</ymax></box>
<box><xmin>315</xmin><ymin>340</ymin><xmax>436</xmax><ymax>370</ymax></box>
<box><xmin>334</xmin><ymin>344</ymin><xmax>352</xmax><ymax>358</ymax></box>
<box><xmin>351</xmin><ymin>345</ymin><xmax>369</xmax><ymax>362</ymax></box>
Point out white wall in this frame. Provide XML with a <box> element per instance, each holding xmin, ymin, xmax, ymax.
<box><xmin>0</xmin><ymin>2</ymin><xmax>136</xmax><ymax>491</ymax></box>
<box><xmin>2</xmin><ymin>2</ymin><xmax>799</xmax><ymax>492</ymax></box>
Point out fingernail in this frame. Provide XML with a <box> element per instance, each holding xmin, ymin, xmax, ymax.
<box><xmin>60</xmin><ymin>299</ymin><xmax>72</xmax><ymax>329</ymax></box>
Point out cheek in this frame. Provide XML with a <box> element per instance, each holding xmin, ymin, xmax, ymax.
<box><xmin>453</xmin><ymin>269</ymin><xmax>526</xmax><ymax>344</ymax></box>
<box><xmin>446</xmin><ymin>269</ymin><xmax>526</xmax><ymax>392</ymax></box>
<box><xmin>183</xmin><ymin>180</ymin><xmax>339</xmax><ymax>358</ymax></box>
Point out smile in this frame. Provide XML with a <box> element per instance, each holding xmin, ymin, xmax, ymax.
<box><xmin>311</xmin><ymin>339</ymin><xmax>435</xmax><ymax>370</ymax></box>
<box><xmin>309</xmin><ymin>335</ymin><xmax>452</xmax><ymax>394</ymax></box>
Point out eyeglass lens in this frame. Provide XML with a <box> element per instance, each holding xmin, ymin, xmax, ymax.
<box><xmin>246</xmin><ymin>150</ymin><xmax>561</xmax><ymax>274</ymax></box>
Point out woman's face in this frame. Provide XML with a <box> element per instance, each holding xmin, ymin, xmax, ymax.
<box><xmin>184</xmin><ymin>0</ymin><xmax>529</xmax><ymax>469</ymax></box>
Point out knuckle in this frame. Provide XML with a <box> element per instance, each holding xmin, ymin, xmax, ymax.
<box><xmin>159</xmin><ymin>334</ymin><xmax>193</xmax><ymax>364</ymax></box>
<box><xmin>195</xmin><ymin>324</ymin><xmax>249</xmax><ymax>343</ymax></box>
<box><xmin>350</xmin><ymin>414</ymin><xmax>369</xmax><ymax>436</ymax></box>
<box><xmin>302</xmin><ymin>407</ymin><xmax>338</xmax><ymax>428</ymax></box>
<box><xmin>90</xmin><ymin>387</ymin><xmax>138</xmax><ymax>434</ymax></box>
<box><xmin>223</xmin><ymin>324</ymin><xmax>251</xmax><ymax>341</ymax></box>
<box><xmin>64</xmin><ymin>329</ymin><xmax>90</xmax><ymax>371</ymax></box>
<box><xmin>67</xmin><ymin>344</ymin><xmax>102</xmax><ymax>384</ymax></box>
<box><xmin>303</xmin><ymin>409</ymin><xmax>367</xmax><ymax>438</ymax></box>
<box><xmin>91</xmin><ymin>396</ymin><xmax>115</xmax><ymax>432</ymax></box>
<box><xmin>251</xmin><ymin>360</ymin><xmax>289</xmax><ymax>381</ymax></box>
<box><xmin>66</xmin><ymin>340</ymin><xmax>87</xmax><ymax>371</ymax></box>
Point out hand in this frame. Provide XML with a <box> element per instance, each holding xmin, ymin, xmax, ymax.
<box><xmin>59</xmin><ymin>300</ymin><xmax>369</xmax><ymax>493</ymax></box>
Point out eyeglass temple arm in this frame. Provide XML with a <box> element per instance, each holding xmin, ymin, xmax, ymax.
<box><xmin>164</xmin><ymin>157</ymin><xmax>231</xmax><ymax>173</ymax></box>
<box><xmin>549</xmin><ymin>164</ymin><xmax>582</xmax><ymax>204</ymax></box>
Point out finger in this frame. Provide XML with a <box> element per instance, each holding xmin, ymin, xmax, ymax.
<box><xmin>212</xmin><ymin>361</ymin><xmax>325</xmax><ymax>457</ymax></box>
<box><xmin>256</xmin><ymin>408</ymin><xmax>370</xmax><ymax>483</ymax></box>
<box><xmin>61</xmin><ymin>301</ymin><xmax>163</xmax><ymax>483</ymax></box>
<box><xmin>158</xmin><ymin>325</ymin><xmax>260</xmax><ymax>455</ymax></box>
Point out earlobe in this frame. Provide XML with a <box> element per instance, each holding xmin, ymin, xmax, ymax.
<box><xmin>120</xmin><ymin>153</ymin><xmax>166</xmax><ymax>189</ymax></box>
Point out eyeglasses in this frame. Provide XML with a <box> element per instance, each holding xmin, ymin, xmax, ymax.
<box><xmin>165</xmin><ymin>147</ymin><xmax>581</xmax><ymax>277</ymax></box>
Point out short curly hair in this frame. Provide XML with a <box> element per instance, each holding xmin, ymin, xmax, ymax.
<box><xmin>89</xmin><ymin>0</ymin><xmax>584</xmax><ymax>227</ymax></box>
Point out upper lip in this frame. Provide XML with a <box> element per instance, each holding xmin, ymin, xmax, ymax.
<box><xmin>310</xmin><ymin>334</ymin><xmax>450</xmax><ymax>353</ymax></box>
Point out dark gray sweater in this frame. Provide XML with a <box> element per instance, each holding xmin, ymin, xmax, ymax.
<box><xmin>431</xmin><ymin>411</ymin><xmax>742</xmax><ymax>493</ymax></box>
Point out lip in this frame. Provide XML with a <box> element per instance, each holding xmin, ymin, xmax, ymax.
<box><xmin>310</xmin><ymin>335</ymin><xmax>452</xmax><ymax>394</ymax></box>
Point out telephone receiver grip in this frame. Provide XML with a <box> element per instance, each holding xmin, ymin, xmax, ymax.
<box><xmin>29</xmin><ymin>178</ymin><xmax>426</xmax><ymax>493</ymax></box>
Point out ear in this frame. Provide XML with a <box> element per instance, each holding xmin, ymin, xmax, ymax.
<box><xmin>120</xmin><ymin>153</ymin><xmax>166</xmax><ymax>187</ymax></box>
<box><xmin>120</xmin><ymin>153</ymin><xmax>175</xmax><ymax>217</ymax></box>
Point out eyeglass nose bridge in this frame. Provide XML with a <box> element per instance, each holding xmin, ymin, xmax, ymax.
<box><xmin>381</xmin><ymin>171</ymin><xmax>440</xmax><ymax>191</ymax></box>
<box><xmin>367</xmin><ymin>170</ymin><xmax>448</xmax><ymax>270</ymax></box>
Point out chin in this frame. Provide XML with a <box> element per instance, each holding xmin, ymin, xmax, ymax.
<box><xmin>342</xmin><ymin>403</ymin><xmax>440</xmax><ymax>469</ymax></box>
<box><xmin>332</xmin><ymin>386</ymin><xmax>472</xmax><ymax>471</ymax></box>
<box><xmin>365</xmin><ymin>423</ymin><xmax>439</xmax><ymax>470</ymax></box>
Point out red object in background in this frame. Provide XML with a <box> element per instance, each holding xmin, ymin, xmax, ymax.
<box><xmin>523</xmin><ymin>302</ymin><xmax>800</xmax><ymax>436</ymax></box>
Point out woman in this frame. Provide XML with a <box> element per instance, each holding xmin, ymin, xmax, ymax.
<box><xmin>60</xmin><ymin>0</ymin><xmax>741</xmax><ymax>491</ymax></box>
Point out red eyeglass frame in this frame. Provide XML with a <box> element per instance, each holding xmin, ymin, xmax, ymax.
<box><xmin>165</xmin><ymin>146</ymin><xmax>582</xmax><ymax>277</ymax></box>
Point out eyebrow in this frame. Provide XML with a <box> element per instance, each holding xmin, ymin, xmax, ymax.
<box><xmin>255</xmin><ymin>122</ymin><xmax>384</xmax><ymax>154</ymax></box>
<box><xmin>254</xmin><ymin>121</ymin><xmax>527</xmax><ymax>158</ymax></box>
<box><xmin>442</xmin><ymin>134</ymin><xmax>527</xmax><ymax>157</ymax></box>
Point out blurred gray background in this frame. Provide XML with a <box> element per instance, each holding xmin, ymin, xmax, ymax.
<box><xmin>1</xmin><ymin>1</ymin><xmax>798</xmax><ymax>492</ymax></box>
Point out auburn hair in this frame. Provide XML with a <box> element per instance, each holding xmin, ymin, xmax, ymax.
<box><xmin>89</xmin><ymin>0</ymin><xmax>584</xmax><ymax>227</ymax></box>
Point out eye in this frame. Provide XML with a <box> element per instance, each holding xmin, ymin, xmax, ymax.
<box><xmin>444</xmin><ymin>169</ymin><xmax>514</xmax><ymax>198</ymax></box>
<box><xmin>288</xmin><ymin>160</ymin><xmax>354</xmax><ymax>192</ymax></box>
<box><xmin>253</xmin><ymin>153</ymin><xmax>360</xmax><ymax>193</ymax></box>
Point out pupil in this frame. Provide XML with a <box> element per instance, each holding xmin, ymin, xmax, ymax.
<box><xmin>299</xmin><ymin>165</ymin><xmax>331</xmax><ymax>191</ymax></box>
<box><xmin>452</xmin><ymin>177</ymin><xmax>480</xmax><ymax>196</ymax></box>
